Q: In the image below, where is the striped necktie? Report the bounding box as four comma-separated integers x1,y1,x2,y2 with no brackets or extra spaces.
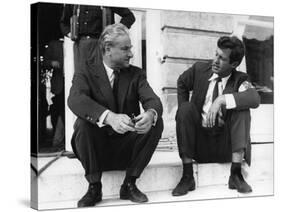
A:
212,77,222,102
113,70,120,111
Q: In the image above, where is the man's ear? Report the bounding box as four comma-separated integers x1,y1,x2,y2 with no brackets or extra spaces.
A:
104,44,111,56
231,61,239,68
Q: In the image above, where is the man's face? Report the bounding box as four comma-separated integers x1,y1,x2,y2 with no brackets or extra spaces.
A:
212,47,236,77
108,35,133,69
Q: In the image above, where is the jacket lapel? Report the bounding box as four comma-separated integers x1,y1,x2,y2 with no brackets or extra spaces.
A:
117,68,132,112
223,69,236,95
90,62,117,112
197,65,213,110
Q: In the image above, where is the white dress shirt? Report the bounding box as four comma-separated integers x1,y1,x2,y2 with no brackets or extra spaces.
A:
97,62,158,127
201,73,248,127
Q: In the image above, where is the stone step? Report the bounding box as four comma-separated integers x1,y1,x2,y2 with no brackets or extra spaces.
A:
31,143,273,210
34,179,273,210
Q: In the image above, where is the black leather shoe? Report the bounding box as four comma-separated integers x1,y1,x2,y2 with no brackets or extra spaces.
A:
172,176,195,196
228,173,252,193
120,182,148,203
77,184,102,207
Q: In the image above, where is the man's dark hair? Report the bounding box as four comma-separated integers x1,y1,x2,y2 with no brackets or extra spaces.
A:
217,36,245,66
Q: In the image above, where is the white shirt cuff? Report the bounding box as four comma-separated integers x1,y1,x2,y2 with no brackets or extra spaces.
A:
97,110,110,128
225,94,236,109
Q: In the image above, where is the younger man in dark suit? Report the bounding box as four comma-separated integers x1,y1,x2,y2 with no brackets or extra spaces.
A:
68,23,163,207
172,36,260,196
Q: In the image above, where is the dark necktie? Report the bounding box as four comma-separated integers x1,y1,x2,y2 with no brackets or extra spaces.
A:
212,77,222,102
113,70,119,111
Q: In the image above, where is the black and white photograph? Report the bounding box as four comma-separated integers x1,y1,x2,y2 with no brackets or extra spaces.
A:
29,0,275,210
1,0,279,211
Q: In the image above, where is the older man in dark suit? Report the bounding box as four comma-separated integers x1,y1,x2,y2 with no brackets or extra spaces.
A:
172,36,260,196
68,23,163,207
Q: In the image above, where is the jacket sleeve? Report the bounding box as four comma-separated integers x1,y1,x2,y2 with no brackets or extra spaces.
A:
67,71,107,124
112,7,136,29
233,87,260,110
60,4,72,36
177,65,195,107
137,71,163,119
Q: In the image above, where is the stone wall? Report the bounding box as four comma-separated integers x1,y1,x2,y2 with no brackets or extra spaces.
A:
159,10,233,139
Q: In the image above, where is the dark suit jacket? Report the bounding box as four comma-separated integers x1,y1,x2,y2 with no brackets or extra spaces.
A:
68,59,163,127
177,62,260,112
177,62,260,164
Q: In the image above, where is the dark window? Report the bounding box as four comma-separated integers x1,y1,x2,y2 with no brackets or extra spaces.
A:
32,3,65,155
242,19,273,104
243,36,273,104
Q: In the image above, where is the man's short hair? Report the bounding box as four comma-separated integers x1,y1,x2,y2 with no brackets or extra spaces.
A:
217,36,245,66
99,23,130,54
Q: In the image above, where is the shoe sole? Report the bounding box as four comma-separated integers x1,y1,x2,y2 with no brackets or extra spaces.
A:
120,194,148,203
228,181,253,193
95,195,102,203
77,195,102,207
120,193,129,200
172,183,196,196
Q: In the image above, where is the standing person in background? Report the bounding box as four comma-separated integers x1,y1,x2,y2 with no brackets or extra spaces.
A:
172,36,260,196
43,39,65,148
60,4,135,73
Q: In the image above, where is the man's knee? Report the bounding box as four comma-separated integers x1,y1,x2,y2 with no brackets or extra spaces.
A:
229,110,251,127
140,117,164,147
74,118,96,134
154,117,164,137
145,117,163,139
156,116,164,129
176,102,196,122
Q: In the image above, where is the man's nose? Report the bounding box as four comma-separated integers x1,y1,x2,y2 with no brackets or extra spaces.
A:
128,50,133,58
214,56,219,64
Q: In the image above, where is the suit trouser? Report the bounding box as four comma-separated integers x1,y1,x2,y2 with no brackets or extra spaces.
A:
71,117,164,183
73,37,99,73
176,102,251,163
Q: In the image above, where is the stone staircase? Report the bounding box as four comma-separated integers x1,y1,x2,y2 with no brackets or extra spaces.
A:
31,142,273,210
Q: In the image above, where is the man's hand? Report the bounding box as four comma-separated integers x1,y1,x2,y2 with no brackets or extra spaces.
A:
104,111,135,134
206,95,226,128
134,111,154,134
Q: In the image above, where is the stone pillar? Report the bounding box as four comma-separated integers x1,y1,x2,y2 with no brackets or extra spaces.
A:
63,37,76,152
129,10,143,68
146,9,163,97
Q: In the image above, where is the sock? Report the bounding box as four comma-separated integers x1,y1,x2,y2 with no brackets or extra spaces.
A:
183,163,193,177
231,162,242,176
123,175,137,185
89,182,102,191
